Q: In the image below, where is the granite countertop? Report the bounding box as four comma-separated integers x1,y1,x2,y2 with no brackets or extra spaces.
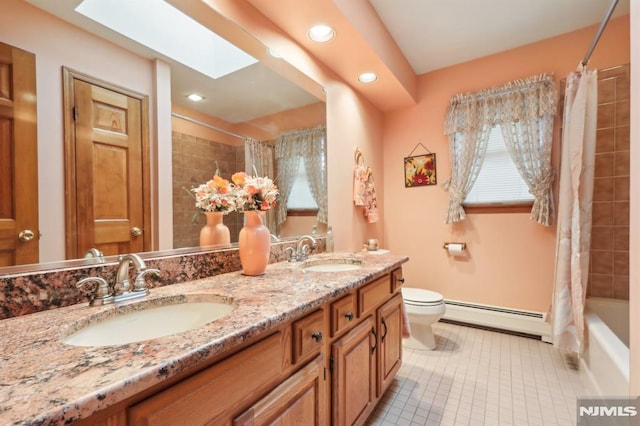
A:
0,252,408,425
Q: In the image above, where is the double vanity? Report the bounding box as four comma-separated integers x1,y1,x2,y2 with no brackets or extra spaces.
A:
0,252,407,425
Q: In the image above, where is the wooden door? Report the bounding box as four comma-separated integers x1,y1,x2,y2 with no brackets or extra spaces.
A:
331,316,376,426
377,294,403,397
63,69,150,258
0,42,38,267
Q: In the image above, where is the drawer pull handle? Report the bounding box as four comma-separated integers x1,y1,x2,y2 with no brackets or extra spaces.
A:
311,332,323,342
344,312,354,321
398,277,405,283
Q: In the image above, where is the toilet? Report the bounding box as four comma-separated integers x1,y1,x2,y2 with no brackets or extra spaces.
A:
401,287,446,350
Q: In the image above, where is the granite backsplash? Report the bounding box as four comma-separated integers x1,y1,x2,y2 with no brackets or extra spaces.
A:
0,239,325,320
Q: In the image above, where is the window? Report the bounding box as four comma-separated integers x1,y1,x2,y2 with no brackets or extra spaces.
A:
286,158,318,211
463,125,534,206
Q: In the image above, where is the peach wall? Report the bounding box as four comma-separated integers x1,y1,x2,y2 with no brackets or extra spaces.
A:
382,16,630,312
1,0,157,262
326,80,385,251
629,0,639,395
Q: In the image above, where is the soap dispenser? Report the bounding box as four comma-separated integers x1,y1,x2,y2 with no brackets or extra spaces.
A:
326,225,334,252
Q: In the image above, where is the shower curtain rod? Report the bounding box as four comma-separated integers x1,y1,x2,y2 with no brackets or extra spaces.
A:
171,112,248,141
581,0,619,66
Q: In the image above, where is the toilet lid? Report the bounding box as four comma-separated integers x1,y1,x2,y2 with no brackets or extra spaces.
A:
402,288,444,304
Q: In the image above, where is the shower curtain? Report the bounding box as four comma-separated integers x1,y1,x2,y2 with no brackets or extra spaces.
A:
550,65,598,355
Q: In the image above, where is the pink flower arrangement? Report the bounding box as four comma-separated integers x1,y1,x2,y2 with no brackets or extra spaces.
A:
231,172,279,211
190,171,279,213
191,174,237,213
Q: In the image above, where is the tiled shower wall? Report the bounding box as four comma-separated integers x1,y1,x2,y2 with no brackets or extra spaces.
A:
172,131,245,249
590,64,630,300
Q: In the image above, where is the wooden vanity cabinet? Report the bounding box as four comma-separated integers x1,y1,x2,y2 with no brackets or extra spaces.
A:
330,267,404,426
76,267,404,426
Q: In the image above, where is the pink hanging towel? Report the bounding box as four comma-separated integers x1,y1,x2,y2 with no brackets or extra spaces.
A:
364,168,378,223
353,149,367,206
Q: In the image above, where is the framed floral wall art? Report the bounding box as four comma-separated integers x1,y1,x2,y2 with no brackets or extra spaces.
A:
404,152,437,187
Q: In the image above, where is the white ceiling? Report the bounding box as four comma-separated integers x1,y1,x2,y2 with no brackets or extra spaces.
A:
370,0,630,74
24,0,321,124
25,0,630,122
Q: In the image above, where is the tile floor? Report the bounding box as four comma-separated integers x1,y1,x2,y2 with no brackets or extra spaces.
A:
366,321,589,426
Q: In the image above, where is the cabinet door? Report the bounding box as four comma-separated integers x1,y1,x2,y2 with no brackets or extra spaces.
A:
377,294,403,397
331,316,376,426
234,355,326,426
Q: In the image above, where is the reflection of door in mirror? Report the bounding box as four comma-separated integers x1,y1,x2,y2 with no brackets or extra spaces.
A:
62,68,151,259
0,42,39,267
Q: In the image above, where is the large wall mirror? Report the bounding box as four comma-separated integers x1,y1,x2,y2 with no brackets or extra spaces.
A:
1,0,326,272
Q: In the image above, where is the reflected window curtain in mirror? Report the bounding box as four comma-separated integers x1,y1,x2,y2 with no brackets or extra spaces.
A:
275,126,328,226
244,138,277,234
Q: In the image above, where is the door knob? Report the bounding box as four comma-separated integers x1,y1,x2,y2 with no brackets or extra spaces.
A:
18,229,35,242
131,227,143,237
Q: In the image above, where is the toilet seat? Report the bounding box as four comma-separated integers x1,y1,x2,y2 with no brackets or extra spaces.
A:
402,288,444,306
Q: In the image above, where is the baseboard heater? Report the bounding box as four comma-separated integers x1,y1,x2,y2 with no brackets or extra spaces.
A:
442,299,552,342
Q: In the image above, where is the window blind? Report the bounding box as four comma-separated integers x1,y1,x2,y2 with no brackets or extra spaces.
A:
464,126,534,206
286,158,318,209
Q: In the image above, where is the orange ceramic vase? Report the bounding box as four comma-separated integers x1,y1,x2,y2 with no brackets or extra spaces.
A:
238,211,271,276
199,212,230,247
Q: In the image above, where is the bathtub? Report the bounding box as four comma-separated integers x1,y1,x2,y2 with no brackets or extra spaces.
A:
582,297,629,396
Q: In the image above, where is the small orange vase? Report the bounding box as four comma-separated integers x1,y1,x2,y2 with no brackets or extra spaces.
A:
238,211,271,276
199,212,230,247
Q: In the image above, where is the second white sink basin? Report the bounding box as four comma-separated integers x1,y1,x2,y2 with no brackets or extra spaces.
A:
300,256,363,273
63,296,235,347
303,263,362,272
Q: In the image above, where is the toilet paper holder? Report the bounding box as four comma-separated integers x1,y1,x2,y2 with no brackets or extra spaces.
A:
442,242,466,251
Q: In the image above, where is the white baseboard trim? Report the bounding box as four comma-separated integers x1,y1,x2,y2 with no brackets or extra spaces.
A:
443,299,552,342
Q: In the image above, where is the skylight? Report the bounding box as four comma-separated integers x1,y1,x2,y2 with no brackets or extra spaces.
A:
75,0,258,79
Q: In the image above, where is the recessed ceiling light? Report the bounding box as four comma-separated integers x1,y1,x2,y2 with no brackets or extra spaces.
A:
308,24,335,42
267,48,281,58
187,93,204,102
358,72,378,83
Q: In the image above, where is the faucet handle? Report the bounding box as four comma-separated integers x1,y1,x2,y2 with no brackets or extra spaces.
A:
285,246,298,262
77,276,113,302
133,268,160,292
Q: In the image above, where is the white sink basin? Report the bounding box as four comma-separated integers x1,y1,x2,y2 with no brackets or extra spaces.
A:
303,263,362,272
63,297,235,347
301,256,363,272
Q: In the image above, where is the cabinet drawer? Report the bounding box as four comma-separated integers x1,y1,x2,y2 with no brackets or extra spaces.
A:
330,294,356,337
128,330,288,425
391,268,404,292
293,309,325,363
234,355,326,426
358,275,391,315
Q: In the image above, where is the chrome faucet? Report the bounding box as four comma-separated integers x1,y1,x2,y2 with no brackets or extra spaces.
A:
294,235,317,261
115,254,160,295
83,248,104,260
76,253,160,306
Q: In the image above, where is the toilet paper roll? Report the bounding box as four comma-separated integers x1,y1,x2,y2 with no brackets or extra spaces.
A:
447,243,465,255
